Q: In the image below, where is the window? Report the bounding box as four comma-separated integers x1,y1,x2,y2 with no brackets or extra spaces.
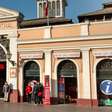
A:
57,0,60,16
39,3,43,18
52,1,55,17
57,60,77,77
43,2,46,17
48,2,52,17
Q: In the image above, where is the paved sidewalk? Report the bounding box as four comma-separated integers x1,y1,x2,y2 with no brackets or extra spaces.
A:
0,102,112,112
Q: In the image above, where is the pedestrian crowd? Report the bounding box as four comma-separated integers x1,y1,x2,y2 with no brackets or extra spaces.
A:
25,81,44,104
2,80,44,104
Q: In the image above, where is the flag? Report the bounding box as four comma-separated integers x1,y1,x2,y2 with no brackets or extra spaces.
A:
45,0,48,17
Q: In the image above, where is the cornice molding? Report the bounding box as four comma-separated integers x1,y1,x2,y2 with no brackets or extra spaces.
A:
18,35,112,45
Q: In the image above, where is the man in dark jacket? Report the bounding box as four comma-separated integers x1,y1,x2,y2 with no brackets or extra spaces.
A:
38,82,44,104
33,82,39,104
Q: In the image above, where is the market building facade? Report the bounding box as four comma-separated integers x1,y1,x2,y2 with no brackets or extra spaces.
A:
0,0,112,106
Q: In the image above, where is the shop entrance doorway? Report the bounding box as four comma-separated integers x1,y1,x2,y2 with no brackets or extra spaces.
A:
0,62,6,98
96,59,112,106
0,46,6,98
57,60,77,104
23,61,40,101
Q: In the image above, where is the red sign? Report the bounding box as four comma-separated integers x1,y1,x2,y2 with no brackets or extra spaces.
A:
43,75,50,104
0,64,5,70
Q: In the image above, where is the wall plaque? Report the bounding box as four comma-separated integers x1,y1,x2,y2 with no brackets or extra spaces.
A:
10,67,16,78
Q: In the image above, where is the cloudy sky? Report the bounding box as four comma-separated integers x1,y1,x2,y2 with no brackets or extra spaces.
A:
0,0,111,22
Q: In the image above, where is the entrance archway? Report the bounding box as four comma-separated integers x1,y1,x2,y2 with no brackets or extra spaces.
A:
96,59,112,106
0,46,6,98
57,60,77,104
23,61,40,101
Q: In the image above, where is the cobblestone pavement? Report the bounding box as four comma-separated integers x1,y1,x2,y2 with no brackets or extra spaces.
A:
0,102,112,112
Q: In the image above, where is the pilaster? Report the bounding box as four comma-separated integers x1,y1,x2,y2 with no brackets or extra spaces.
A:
82,48,90,98
78,48,92,106
44,50,52,96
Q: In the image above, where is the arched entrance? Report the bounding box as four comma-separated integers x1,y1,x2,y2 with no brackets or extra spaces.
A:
96,59,112,106
0,47,6,98
23,61,40,101
57,60,77,104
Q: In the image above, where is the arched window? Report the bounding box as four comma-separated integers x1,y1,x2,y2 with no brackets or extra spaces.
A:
52,1,56,17
0,47,6,60
48,2,52,17
39,3,43,18
97,59,112,80
57,60,77,77
43,2,46,17
57,0,60,16
24,61,40,82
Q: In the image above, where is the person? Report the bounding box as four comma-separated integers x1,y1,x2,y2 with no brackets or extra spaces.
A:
38,82,44,104
3,81,10,102
30,81,34,102
33,81,39,104
25,83,32,103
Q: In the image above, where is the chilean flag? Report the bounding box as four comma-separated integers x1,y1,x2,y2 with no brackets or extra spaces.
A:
45,0,48,16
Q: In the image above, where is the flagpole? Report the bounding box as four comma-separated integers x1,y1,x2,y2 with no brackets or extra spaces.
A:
45,0,49,26
47,11,49,26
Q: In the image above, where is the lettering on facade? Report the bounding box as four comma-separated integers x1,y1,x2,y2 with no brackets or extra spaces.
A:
93,51,112,57
53,51,80,58
20,52,43,59
0,23,13,29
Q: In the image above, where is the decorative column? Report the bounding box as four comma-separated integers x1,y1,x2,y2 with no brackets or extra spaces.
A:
78,48,91,106
8,31,18,103
44,50,52,96
18,57,24,102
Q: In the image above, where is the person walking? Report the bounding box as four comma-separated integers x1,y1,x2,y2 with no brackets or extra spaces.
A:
38,82,44,104
25,83,32,103
3,81,10,102
33,82,39,104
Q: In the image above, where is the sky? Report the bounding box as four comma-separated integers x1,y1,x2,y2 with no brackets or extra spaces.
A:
0,0,111,22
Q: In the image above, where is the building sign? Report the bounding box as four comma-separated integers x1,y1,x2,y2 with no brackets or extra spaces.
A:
93,50,112,57
10,67,16,78
0,23,13,29
54,50,80,58
100,80,112,95
20,52,43,59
